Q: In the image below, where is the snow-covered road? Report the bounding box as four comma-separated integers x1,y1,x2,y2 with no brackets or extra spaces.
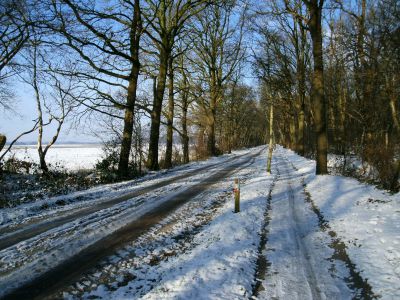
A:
1,146,399,299
0,149,251,251
0,148,262,299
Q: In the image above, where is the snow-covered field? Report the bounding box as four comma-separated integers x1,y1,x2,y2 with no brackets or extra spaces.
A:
2,144,103,171
0,145,399,299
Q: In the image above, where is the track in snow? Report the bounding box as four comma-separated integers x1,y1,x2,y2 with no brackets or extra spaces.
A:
255,151,376,299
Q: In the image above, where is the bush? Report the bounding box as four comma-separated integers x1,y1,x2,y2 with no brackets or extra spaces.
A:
2,156,39,174
362,142,399,192
95,147,119,182
95,139,142,182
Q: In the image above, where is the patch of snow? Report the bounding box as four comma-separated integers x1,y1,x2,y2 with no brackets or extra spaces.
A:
0,147,265,298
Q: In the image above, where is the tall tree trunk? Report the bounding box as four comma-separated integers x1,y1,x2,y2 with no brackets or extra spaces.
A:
178,56,190,164
32,44,48,173
118,0,142,178
306,0,328,174
147,43,169,170
267,103,274,174
298,100,305,155
207,110,217,156
293,16,306,156
228,96,234,154
289,116,296,150
338,86,347,155
207,76,218,156
118,75,139,178
164,56,174,168
181,94,189,164
182,127,189,164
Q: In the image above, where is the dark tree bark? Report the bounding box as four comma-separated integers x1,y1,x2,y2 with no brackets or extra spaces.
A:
147,43,169,170
118,0,142,178
179,59,190,164
304,0,328,174
207,83,218,156
164,55,174,169
295,19,307,156
182,121,189,163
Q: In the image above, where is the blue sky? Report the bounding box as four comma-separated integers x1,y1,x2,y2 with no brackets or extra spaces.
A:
0,82,97,144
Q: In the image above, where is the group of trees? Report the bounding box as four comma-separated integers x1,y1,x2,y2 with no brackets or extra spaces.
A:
0,0,399,190
0,0,266,178
254,0,399,190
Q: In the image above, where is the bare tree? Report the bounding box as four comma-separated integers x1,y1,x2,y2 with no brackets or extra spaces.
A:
143,0,209,170
0,1,30,72
190,1,246,156
13,34,74,172
51,0,143,178
285,0,328,173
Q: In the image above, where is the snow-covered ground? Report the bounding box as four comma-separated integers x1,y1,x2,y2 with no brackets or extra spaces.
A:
2,144,103,171
0,147,265,298
1,143,192,172
259,154,353,299
0,145,399,299
71,150,272,300
277,146,400,299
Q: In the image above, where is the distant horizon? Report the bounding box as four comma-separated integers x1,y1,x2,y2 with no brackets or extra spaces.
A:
7,140,103,146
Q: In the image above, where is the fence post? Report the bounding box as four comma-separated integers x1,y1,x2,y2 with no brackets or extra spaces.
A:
234,178,240,213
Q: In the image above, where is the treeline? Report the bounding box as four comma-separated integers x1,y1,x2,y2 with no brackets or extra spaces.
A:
1,0,399,191
0,0,266,178
253,0,399,191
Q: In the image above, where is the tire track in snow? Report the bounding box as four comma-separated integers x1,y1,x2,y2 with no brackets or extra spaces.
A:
251,172,277,297
278,157,322,300
258,151,356,300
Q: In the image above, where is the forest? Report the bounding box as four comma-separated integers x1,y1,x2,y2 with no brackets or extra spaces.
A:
0,0,399,191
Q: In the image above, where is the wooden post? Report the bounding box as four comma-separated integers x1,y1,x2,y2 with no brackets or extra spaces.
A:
234,178,240,213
